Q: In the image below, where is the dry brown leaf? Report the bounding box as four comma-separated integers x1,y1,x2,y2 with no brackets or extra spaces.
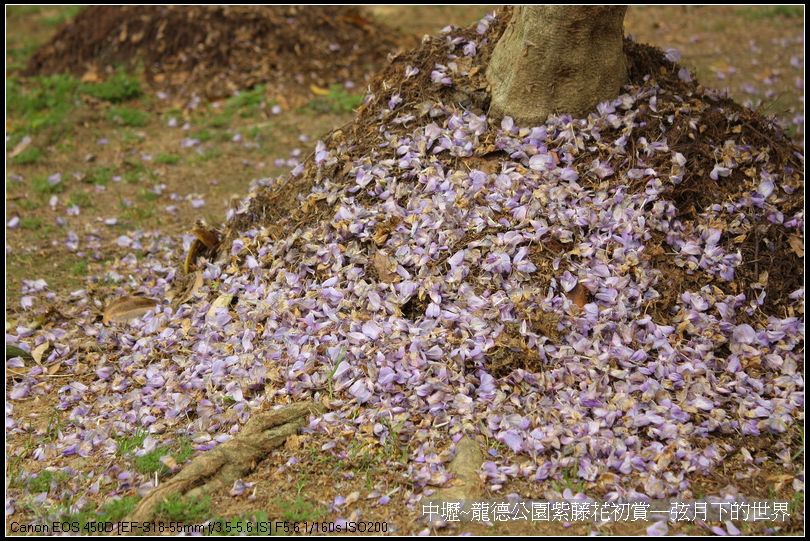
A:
566,283,588,309
171,270,204,306
80,70,100,83
9,136,32,158
160,455,178,471
788,235,803,257
103,296,159,324
309,84,330,96
31,342,50,365
7,369,27,379
373,251,400,284
184,238,205,274
192,220,221,251
206,294,234,321
284,434,301,451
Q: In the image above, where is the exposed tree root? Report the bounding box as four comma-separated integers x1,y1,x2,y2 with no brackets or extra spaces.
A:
423,437,485,525
435,437,485,501
128,401,324,523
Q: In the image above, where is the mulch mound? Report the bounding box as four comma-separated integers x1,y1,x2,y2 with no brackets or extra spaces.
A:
25,5,404,99
226,11,804,322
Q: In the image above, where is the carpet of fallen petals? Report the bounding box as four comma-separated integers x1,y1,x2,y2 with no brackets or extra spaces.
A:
6,11,804,524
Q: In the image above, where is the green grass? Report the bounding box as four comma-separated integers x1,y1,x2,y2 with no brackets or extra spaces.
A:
102,495,140,521
155,153,181,165
42,5,85,26
133,447,169,474
17,198,42,210
61,495,140,534
273,494,327,522
8,70,141,140
225,85,267,117
791,426,804,461
737,5,803,20
27,470,69,493
7,42,39,72
121,161,154,184
115,430,148,457
84,166,113,186
216,130,234,143
327,347,347,400
32,175,64,194
108,107,149,127
173,437,196,464
68,191,94,208
20,217,42,231
115,431,194,476
138,189,161,202
11,147,44,165
7,5,44,16
344,439,391,489
120,129,146,144
8,74,81,135
246,124,276,143
156,494,211,523
550,466,587,494
789,491,804,515
81,70,142,103
27,471,54,493
6,456,25,490
122,204,157,221
191,147,222,163
207,113,232,128
133,437,196,474
192,129,215,142
381,418,409,463
307,85,364,114
71,260,89,276
45,411,64,441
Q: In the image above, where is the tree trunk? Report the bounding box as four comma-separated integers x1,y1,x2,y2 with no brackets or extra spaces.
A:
486,6,627,125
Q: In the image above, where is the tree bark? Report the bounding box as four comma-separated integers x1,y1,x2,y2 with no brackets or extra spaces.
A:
486,6,627,125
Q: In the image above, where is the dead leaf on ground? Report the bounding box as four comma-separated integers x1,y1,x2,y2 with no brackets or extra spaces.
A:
80,69,100,83
788,235,803,257
206,294,235,321
284,434,301,451
103,296,159,324
309,83,330,96
192,220,221,251
566,283,588,309
31,342,50,365
184,239,206,274
169,270,205,307
373,251,400,283
9,136,32,158
184,221,221,274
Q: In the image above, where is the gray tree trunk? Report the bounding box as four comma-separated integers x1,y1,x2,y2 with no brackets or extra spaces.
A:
486,6,627,125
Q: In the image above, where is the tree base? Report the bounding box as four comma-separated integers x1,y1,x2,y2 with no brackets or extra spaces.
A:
486,6,627,124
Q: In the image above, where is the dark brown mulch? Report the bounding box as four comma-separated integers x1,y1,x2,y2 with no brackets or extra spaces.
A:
25,6,405,100
223,7,803,322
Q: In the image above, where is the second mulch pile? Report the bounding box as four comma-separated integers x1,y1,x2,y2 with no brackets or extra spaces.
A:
26,5,403,100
